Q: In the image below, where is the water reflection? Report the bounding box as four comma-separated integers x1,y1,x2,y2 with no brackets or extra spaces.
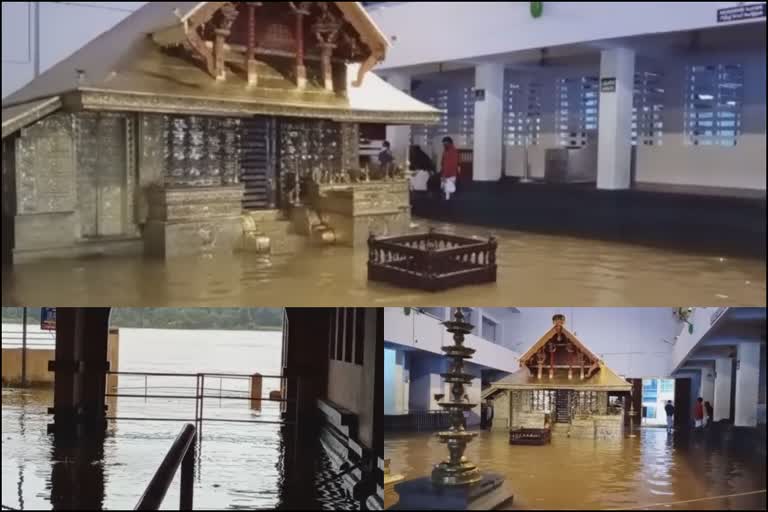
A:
2,220,765,306
385,429,767,510
2,387,348,510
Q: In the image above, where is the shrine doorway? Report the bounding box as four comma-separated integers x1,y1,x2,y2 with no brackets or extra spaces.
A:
554,389,572,423
240,117,278,211
76,112,132,238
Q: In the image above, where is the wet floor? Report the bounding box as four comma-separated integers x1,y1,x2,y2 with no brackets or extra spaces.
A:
385,429,767,510
1,327,355,510
2,220,765,306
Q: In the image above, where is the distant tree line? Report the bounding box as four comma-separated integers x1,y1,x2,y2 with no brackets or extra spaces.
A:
1,308,283,330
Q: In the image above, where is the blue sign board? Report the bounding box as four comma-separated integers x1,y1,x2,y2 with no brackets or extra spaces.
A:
717,3,766,22
41,308,56,331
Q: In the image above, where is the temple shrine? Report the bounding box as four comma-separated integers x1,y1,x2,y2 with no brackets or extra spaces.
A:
483,315,632,440
1,2,438,263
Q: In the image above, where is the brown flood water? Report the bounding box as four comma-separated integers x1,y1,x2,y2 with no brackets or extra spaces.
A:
2,220,765,306
385,429,767,510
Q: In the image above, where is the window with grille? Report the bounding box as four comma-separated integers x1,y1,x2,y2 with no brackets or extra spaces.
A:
531,390,555,411
632,71,664,146
503,82,542,146
684,64,743,147
411,88,449,147
460,86,475,145
556,76,599,147
573,391,599,416
481,316,498,343
420,307,446,320
330,308,364,366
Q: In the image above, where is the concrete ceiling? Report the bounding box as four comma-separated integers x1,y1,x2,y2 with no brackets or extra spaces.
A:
380,21,766,80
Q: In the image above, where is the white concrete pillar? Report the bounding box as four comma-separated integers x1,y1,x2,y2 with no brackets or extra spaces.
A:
472,62,505,181
714,357,732,421
734,342,760,427
393,350,409,414
699,368,715,406
384,72,412,166
597,47,635,190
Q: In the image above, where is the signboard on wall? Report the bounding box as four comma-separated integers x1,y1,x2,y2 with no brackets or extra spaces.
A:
600,77,617,93
717,3,766,22
40,308,56,331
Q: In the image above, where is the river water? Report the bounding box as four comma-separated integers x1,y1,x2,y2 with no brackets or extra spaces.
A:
2,220,764,307
385,429,767,510
1,326,354,510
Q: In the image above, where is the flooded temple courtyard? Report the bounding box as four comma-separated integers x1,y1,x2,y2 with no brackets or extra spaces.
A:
385,429,767,510
2,220,765,307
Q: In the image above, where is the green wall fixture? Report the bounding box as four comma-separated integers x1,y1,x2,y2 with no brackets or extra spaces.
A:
531,1,543,18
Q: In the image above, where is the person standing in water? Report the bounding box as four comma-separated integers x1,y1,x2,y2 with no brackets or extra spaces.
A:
694,397,705,429
440,136,459,200
379,140,395,178
664,400,675,433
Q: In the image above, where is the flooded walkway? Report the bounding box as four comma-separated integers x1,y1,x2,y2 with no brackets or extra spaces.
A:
385,429,767,510
1,328,355,510
2,220,765,306
1,388,355,510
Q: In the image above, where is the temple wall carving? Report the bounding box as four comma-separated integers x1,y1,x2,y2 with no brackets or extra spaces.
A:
313,180,411,246
137,113,167,224
340,122,360,173
144,185,245,258
13,113,79,256
74,112,137,238
16,113,76,215
165,115,241,187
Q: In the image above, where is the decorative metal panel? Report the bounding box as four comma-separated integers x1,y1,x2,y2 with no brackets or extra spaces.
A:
240,116,277,210
164,115,241,187
75,112,128,237
16,113,76,215
278,118,341,205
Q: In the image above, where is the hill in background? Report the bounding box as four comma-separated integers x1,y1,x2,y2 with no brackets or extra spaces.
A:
1,308,283,331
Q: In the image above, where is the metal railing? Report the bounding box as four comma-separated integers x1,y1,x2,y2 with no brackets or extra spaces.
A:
384,409,451,432
135,423,197,510
104,371,297,439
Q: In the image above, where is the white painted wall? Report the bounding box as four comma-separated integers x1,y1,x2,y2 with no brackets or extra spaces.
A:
384,308,520,373
369,2,766,71
410,47,766,190
635,51,767,190
735,342,761,426
507,308,681,378
2,2,145,98
671,307,725,372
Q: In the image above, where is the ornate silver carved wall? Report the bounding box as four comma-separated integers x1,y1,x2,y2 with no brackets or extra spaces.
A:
164,115,241,187
278,118,342,204
75,112,131,237
15,112,76,215
340,122,360,174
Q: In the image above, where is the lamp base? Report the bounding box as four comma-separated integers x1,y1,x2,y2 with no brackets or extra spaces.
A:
393,472,513,510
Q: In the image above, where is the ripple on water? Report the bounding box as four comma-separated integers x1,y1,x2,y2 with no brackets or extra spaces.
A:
385,428,767,510
3,220,765,306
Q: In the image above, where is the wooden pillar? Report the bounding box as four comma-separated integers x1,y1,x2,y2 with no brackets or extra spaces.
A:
251,373,263,412
50,308,80,439
214,28,228,80
549,347,555,380
49,307,110,439
213,3,239,81
320,43,335,92
292,3,309,89
246,3,258,86
80,308,110,437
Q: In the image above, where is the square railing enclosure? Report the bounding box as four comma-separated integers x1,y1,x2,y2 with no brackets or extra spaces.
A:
508,428,551,445
367,230,497,291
